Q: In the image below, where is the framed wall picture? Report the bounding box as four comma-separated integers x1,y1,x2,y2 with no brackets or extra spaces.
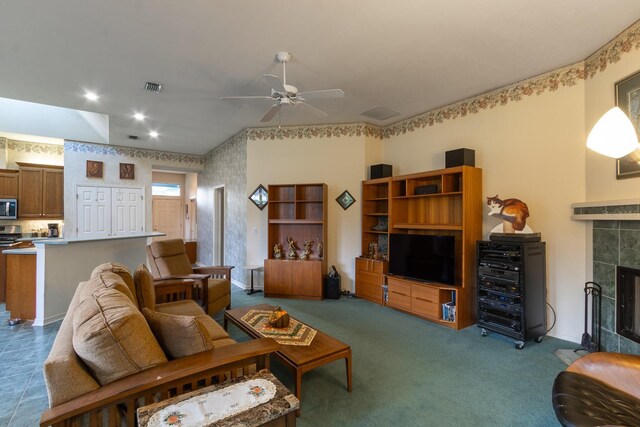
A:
120,163,135,179
86,160,103,178
615,71,640,179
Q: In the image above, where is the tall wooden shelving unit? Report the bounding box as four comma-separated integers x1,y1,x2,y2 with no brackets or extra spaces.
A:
356,166,482,330
264,183,327,300
355,177,391,304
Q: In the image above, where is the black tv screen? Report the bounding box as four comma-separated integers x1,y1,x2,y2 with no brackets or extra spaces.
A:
389,234,456,284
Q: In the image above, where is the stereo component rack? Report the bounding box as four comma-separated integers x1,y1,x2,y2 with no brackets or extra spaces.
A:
477,237,546,349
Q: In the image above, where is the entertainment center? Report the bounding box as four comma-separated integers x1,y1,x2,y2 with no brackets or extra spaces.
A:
355,166,482,330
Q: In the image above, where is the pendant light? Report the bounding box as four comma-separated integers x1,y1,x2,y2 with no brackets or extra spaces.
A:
586,107,639,158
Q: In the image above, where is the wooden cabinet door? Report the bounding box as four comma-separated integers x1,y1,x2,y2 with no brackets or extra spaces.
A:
293,260,322,298
43,169,64,218
0,171,18,198
19,168,43,218
264,259,292,296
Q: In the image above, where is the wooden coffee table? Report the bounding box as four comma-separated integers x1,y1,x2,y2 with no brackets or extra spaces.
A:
224,304,352,404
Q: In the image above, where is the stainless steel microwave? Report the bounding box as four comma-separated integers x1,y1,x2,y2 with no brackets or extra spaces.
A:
0,199,17,219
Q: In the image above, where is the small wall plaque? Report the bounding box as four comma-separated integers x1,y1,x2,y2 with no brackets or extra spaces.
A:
249,184,268,210
120,163,135,179
86,160,103,178
336,190,356,210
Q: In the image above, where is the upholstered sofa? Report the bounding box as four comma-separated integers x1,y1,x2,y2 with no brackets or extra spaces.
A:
40,262,277,427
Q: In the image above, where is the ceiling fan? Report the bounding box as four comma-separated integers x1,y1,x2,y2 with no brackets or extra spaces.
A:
220,51,344,123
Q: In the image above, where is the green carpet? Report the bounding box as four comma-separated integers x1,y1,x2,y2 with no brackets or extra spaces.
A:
223,289,569,427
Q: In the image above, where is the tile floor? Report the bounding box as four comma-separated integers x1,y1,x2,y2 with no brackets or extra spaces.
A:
0,303,61,427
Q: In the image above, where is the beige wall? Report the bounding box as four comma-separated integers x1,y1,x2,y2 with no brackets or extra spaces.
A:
246,135,370,291
383,84,587,342
585,48,640,200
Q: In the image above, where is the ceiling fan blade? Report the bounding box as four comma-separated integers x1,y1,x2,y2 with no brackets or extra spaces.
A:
297,89,344,99
260,104,282,122
296,102,328,118
263,74,287,93
220,95,273,100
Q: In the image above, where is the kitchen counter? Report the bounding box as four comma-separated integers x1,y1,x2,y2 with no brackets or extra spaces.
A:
3,247,37,255
33,232,165,326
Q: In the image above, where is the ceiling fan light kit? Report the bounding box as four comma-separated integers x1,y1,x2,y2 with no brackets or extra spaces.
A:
221,51,344,123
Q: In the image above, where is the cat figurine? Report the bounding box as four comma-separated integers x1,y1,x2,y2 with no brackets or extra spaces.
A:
487,195,530,232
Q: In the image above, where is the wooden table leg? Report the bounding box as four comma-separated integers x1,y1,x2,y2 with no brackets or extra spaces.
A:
346,349,352,392
295,369,303,416
223,316,228,331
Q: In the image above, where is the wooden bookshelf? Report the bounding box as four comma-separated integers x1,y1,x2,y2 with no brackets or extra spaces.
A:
264,183,327,300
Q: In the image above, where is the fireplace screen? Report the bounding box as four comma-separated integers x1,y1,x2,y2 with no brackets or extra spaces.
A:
617,266,640,344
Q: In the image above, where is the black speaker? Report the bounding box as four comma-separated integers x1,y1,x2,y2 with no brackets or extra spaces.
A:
370,164,392,179
324,277,341,299
445,149,475,168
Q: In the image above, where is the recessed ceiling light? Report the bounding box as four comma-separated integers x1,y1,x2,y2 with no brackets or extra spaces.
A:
149,131,159,138
134,113,145,121
84,91,99,101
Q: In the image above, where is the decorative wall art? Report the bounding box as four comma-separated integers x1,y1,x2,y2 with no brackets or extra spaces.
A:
336,190,355,210
119,163,135,179
86,160,103,178
616,71,640,179
249,184,268,210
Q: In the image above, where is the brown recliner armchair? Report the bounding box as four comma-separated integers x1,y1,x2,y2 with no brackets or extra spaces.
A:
146,239,233,315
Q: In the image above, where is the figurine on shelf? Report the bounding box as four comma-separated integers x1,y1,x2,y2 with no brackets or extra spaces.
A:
300,240,313,260
317,239,323,259
273,243,283,259
286,237,298,259
367,242,378,259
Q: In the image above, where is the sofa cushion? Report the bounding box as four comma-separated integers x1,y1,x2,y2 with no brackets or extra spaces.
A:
142,308,214,358
72,287,167,385
155,300,230,341
79,271,136,304
91,262,137,304
133,264,156,311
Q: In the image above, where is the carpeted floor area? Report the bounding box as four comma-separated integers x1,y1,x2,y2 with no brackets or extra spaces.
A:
224,288,571,426
1,287,572,426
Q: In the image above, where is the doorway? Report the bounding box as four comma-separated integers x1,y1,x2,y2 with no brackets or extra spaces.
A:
152,198,183,240
213,185,225,265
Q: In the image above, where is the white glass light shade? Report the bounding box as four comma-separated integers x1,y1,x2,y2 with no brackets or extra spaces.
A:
587,107,639,158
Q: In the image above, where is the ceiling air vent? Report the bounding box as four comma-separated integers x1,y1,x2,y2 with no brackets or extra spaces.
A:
144,82,163,93
361,106,401,122
127,135,140,140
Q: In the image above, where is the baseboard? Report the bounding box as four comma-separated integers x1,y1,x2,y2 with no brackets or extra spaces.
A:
35,312,65,327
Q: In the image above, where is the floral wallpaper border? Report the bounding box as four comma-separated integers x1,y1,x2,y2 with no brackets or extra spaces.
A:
246,123,383,141
7,139,64,156
205,130,248,161
65,141,204,166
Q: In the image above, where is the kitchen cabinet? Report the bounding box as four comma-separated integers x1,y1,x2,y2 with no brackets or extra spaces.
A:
6,251,36,319
17,163,64,218
76,186,144,239
0,169,19,198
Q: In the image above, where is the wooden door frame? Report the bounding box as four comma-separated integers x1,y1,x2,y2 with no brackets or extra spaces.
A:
212,185,225,265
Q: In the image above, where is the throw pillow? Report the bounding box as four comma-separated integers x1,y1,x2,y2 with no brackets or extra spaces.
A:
142,307,214,359
72,287,167,385
133,264,156,311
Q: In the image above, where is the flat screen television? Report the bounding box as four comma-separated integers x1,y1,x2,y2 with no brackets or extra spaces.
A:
389,233,456,285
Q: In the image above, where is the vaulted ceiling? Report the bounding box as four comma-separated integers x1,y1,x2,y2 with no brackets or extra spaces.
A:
1,1,640,154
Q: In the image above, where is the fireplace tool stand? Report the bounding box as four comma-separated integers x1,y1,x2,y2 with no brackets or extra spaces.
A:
576,281,602,353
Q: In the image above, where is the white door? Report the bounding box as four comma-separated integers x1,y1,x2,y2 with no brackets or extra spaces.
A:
153,198,183,240
112,188,144,236
76,186,111,239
